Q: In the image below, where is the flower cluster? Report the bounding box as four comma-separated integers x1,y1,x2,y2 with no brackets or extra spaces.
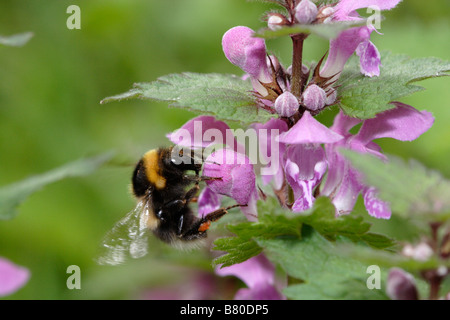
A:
170,0,433,221
166,0,436,299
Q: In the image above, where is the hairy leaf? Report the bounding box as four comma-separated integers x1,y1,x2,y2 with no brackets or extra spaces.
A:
213,197,394,268
337,52,450,119
101,72,274,125
259,226,390,300
343,150,450,221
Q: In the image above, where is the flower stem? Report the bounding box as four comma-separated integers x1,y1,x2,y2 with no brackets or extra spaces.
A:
429,276,442,300
290,33,307,98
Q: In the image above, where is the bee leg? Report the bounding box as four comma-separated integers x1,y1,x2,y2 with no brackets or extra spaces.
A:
183,175,222,184
200,176,222,182
182,204,243,240
184,184,200,203
189,197,198,203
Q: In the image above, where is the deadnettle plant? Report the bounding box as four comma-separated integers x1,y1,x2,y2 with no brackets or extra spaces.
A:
103,0,450,300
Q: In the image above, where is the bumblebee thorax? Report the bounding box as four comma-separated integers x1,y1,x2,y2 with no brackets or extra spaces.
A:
142,149,167,190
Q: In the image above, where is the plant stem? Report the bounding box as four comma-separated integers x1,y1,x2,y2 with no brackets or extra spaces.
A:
429,275,442,300
290,33,307,98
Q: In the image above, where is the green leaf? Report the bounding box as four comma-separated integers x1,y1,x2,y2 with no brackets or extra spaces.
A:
213,197,394,268
343,150,450,221
213,212,302,268
100,72,274,125
258,226,390,300
256,20,366,40
0,32,33,47
0,152,114,220
338,52,450,119
293,197,395,248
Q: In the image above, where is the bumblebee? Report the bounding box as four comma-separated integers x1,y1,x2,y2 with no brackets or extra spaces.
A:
97,146,238,265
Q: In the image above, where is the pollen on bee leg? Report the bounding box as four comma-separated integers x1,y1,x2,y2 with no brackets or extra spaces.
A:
198,221,211,232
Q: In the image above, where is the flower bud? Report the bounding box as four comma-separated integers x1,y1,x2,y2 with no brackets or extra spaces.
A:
302,84,327,111
222,26,271,83
274,91,299,117
326,88,337,105
294,0,318,25
267,13,287,31
402,242,434,261
317,6,334,23
386,268,419,300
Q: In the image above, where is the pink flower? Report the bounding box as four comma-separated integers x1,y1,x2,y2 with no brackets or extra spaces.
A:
215,254,284,300
252,118,288,190
202,148,258,221
386,268,419,300
0,257,30,297
320,0,403,81
321,102,434,218
277,111,343,211
168,115,258,221
222,26,272,97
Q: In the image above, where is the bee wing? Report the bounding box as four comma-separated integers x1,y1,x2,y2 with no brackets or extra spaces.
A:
96,200,152,265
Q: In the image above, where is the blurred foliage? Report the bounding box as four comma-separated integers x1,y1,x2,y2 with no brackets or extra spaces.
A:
0,0,449,299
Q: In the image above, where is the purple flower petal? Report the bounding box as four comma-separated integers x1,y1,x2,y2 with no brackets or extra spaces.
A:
331,166,363,216
356,40,381,77
285,144,327,212
321,141,347,198
386,268,419,300
197,186,222,217
354,102,434,145
285,144,326,182
0,258,30,297
215,254,284,300
278,111,344,145
322,0,402,82
362,186,391,219
320,26,372,81
167,115,233,149
216,254,275,288
222,26,271,83
334,0,403,21
203,148,257,220
234,282,284,300
252,119,288,190
330,110,362,136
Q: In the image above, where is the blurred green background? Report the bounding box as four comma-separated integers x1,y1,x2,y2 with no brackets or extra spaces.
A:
0,0,448,299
